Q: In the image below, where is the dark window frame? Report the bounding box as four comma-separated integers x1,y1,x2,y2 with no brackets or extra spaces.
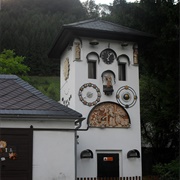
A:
118,63,126,81
88,60,97,79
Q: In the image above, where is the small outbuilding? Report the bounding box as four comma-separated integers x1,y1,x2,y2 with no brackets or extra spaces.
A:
0,74,84,180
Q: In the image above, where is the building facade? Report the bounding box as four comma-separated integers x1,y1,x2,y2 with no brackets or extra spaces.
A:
49,19,153,179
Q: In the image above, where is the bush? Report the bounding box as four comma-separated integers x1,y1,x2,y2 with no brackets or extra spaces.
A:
27,76,60,101
0,49,30,75
153,158,179,180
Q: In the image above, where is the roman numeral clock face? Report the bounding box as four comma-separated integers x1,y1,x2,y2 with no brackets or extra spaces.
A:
100,49,117,64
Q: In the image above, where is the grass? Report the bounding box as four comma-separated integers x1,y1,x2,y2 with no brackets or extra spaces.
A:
27,76,60,102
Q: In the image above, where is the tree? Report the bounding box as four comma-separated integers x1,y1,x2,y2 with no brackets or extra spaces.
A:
0,49,30,75
103,1,179,164
82,0,100,18
0,0,87,75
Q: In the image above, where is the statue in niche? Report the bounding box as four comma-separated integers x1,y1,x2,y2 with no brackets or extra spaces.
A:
105,75,112,88
103,74,114,96
133,44,138,64
75,42,81,60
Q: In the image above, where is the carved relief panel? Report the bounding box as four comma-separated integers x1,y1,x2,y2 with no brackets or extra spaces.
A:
88,102,130,128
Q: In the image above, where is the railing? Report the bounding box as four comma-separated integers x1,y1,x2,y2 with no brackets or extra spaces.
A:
77,177,141,180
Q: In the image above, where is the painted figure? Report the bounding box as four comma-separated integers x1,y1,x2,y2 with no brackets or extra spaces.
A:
75,42,81,60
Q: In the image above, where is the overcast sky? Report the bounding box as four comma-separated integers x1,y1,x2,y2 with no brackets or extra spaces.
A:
80,0,139,5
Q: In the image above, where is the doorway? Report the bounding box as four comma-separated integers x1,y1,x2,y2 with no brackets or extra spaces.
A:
97,153,119,178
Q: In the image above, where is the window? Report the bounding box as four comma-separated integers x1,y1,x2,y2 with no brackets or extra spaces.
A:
118,63,126,81
117,54,129,81
86,52,99,79
88,61,96,79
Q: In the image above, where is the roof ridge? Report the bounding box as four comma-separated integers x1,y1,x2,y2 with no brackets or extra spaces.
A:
64,19,153,37
64,18,99,27
0,74,18,79
97,19,153,36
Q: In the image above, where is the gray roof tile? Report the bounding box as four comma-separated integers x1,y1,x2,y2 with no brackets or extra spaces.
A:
0,75,82,119
65,19,152,36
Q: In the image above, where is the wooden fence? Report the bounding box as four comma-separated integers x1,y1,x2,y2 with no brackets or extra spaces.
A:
142,176,159,180
77,177,159,180
77,177,141,180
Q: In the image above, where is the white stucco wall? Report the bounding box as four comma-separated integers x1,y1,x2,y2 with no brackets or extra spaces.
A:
0,119,76,180
33,131,75,180
60,37,142,178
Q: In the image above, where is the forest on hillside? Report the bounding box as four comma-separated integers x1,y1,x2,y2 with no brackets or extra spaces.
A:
0,0,87,75
0,0,178,75
0,0,179,177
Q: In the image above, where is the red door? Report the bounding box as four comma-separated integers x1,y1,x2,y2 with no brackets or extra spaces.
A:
0,128,33,180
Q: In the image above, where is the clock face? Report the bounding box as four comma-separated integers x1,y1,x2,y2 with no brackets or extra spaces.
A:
88,102,130,128
100,49,117,64
79,83,101,106
116,85,137,108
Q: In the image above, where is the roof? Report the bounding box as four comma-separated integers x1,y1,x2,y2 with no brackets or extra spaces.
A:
0,75,82,120
48,19,155,59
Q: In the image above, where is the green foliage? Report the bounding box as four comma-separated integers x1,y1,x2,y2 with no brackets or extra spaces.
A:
0,0,179,168
0,49,30,75
82,0,100,18
103,1,179,164
140,75,179,158
153,158,180,180
27,76,60,101
0,0,87,75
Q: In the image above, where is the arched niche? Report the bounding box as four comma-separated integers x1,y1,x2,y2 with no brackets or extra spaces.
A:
117,54,130,65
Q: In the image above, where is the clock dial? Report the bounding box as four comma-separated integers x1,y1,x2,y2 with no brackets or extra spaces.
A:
79,83,101,106
116,85,137,108
88,102,130,128
100,49,117,64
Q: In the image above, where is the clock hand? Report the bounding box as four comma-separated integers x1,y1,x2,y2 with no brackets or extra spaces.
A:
107,53,111,61
87,92,93,98
109,53,114,60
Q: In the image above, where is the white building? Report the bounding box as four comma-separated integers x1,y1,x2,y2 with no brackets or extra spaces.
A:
0,75,84,180
49,19,153,179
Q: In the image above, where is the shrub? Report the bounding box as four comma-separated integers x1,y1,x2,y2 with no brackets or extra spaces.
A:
153,158,179,180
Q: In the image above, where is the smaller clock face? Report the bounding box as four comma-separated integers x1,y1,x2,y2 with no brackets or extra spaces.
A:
79,83,101,106
100,49,117,64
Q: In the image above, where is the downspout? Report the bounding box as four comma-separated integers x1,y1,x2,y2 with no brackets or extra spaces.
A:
75,118,89,179
75,119,89,131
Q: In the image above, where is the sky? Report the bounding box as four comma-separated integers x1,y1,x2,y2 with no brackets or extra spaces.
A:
80,0,139,5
